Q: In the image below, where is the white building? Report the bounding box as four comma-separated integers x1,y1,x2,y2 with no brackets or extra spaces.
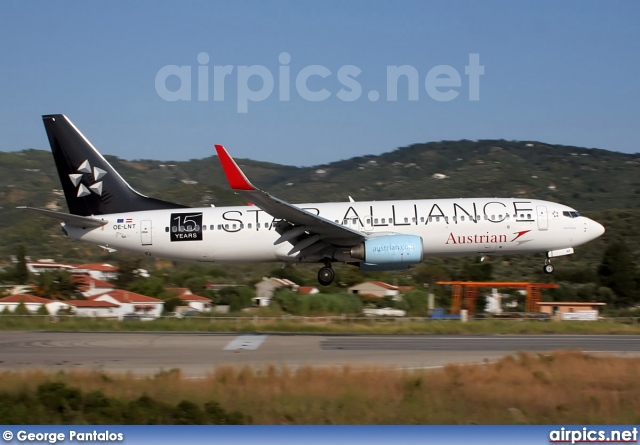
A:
65,300,120,318
74,275,116,297
73,263,119,281
0,294,53,313
254,278,298,306
166,287,212,312
348,281,414,298
91,289,164,319
26,261,76,275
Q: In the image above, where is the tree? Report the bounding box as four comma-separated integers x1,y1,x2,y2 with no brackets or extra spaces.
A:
13,301,30,315
412,263,451,286
163,297,183,313
216,286,254,312
13,245,29,284
459,257,493,281
33,271,82,300
598,242,639,308
113,255,143,289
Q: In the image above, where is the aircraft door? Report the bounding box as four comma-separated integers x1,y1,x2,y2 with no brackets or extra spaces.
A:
536,206,549,231
363,216,373,232
141,220,152,245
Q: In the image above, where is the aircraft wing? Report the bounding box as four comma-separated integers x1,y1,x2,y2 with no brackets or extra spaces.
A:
18,207,108,228
215,145,366,256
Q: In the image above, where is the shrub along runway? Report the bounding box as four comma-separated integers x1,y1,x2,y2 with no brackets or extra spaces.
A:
1,332,639,376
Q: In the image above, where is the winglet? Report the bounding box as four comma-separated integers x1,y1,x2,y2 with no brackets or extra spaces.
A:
214,145,256,191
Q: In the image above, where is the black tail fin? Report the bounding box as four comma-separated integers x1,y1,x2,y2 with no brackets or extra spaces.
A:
42,114,187,216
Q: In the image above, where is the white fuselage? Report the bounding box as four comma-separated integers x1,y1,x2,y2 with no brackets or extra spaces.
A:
64,197,604,264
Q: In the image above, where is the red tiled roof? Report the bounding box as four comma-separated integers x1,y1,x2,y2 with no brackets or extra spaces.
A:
364,281,415,291
298,286,318,295
367,281,399,290
91,289,162,303
73,275,115,291
73,263,119,272
66,300,119,308
0,294,53,304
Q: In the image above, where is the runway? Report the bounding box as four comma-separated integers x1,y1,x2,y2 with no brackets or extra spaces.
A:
1,332,639,376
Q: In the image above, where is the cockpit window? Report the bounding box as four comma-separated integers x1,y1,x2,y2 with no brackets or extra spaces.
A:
562,211,581,218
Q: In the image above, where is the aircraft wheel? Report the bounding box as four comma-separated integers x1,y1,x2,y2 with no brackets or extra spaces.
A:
318,266,335,286
543,264,554,274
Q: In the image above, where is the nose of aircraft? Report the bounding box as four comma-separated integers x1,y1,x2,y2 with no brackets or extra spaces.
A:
588,218,605,239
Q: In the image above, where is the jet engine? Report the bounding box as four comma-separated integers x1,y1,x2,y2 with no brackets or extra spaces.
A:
350,234,423,269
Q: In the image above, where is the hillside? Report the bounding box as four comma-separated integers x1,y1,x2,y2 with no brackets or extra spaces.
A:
1,140,639,270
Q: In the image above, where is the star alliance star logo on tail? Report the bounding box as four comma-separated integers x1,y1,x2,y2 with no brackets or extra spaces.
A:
68,159,107,197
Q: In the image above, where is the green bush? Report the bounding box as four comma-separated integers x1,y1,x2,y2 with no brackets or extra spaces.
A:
273,290,362,315
0,382,250,424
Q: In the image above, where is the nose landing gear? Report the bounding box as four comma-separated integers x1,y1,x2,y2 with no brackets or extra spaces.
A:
543,257,554,274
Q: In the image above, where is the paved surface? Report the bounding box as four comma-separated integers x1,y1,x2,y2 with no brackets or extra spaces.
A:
0,332,638,376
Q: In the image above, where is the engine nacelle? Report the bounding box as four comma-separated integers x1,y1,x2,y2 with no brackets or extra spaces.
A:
350,235,424,268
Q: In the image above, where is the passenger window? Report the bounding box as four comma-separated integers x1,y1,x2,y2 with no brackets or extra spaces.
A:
461,216,465,221
232,224,236,229
381,218,386,224
404,217,409,223
374,219,379,224
420,217,425,222
527,214,531,219
240,223,244,229
366,218,371,224
248,223,252,229
389,218,393,224
165,227,169,233
224,224,229,229
210,225,214,230
217,224,222,230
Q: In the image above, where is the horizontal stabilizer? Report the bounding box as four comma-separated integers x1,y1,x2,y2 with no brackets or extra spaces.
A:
18,207,108,228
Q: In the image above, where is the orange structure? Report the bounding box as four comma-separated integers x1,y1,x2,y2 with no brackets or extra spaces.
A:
436,281,559,315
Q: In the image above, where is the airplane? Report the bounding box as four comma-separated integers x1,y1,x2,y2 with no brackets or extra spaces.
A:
22,114,605,286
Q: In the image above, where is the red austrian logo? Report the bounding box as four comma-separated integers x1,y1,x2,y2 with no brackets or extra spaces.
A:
445,230,532,245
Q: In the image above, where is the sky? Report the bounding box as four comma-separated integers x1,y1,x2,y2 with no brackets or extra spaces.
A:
1,1,639,166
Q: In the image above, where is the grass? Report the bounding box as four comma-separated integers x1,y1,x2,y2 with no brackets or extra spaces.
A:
2,351,640,424
2,315,640,334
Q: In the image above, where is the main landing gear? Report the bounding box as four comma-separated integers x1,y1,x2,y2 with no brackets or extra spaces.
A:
543,257,554,274
318,262,335,286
